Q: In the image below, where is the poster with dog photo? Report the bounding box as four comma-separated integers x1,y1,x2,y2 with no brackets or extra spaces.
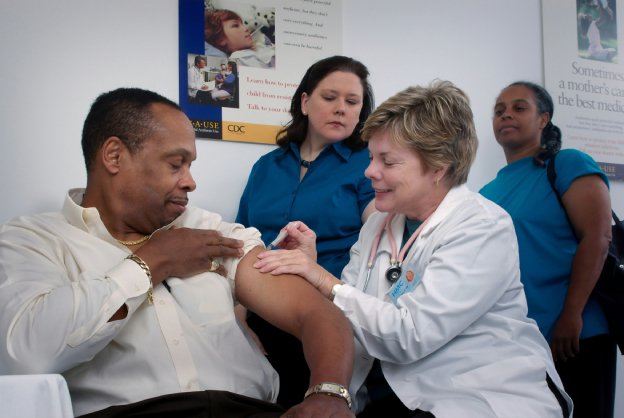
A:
179,0,342,144
577,0,618,62
543,0,624,181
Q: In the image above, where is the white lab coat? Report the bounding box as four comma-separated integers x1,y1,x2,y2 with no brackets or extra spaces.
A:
334,185,572,417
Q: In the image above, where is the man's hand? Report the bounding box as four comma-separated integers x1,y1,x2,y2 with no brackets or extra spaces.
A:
134,227,244,285
282,395,354,418
108,228,243,322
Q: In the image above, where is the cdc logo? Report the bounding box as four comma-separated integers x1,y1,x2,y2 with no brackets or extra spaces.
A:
227,124,246,134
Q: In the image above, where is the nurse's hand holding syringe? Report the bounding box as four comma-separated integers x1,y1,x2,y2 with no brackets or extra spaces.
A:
265,221,318,261
255,221,335,294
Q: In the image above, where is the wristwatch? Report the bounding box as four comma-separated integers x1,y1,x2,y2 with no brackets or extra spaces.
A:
330,283,343,302
304,382,352,409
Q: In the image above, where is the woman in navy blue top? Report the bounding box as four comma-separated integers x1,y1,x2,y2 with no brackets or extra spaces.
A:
236,55,376,408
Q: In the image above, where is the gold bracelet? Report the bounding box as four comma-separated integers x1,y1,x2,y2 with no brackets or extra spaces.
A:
126,254,154,304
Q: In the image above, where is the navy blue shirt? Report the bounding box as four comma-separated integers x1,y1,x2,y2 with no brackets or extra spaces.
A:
236,140,374,278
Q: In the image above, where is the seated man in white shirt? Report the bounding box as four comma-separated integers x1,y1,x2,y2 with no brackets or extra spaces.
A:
0,88,355,418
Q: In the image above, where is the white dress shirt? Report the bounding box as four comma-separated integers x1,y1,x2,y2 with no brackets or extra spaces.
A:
333,185,573,417
0,189,278,416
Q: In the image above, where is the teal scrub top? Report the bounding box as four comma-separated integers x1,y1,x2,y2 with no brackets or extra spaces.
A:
480,149,609,341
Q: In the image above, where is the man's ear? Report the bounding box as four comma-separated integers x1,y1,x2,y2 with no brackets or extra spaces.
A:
100,136,124,174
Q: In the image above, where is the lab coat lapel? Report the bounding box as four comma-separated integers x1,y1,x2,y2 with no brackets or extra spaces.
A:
418,185,471,238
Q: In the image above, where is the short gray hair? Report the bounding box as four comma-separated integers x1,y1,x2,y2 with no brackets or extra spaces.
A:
361,80,478,186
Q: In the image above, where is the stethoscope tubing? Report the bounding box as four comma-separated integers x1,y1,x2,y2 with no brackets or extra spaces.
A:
362,212,431,292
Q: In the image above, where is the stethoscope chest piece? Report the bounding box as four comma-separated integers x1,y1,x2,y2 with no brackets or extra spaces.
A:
364,212,431,291
385,264,402,283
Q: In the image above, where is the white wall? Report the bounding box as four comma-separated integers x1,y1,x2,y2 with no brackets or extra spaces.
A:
1,0,622,220
0,0,622,414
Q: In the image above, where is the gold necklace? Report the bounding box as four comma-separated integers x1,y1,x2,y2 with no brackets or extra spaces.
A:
116,234,150,246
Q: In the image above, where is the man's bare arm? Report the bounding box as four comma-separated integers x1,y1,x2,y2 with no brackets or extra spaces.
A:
235,246,354,414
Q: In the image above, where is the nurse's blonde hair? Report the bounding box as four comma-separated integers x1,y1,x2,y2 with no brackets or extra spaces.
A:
361,80,477,186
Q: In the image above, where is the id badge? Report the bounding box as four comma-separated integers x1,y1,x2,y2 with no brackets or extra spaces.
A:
389,259,422,305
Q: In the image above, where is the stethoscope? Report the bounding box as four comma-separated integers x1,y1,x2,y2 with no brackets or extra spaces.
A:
362,212,431,292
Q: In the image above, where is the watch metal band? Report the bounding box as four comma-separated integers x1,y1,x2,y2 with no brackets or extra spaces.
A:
304,382,352,409
330,283,342,302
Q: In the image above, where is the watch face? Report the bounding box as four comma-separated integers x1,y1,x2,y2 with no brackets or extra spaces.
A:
386,266,402,283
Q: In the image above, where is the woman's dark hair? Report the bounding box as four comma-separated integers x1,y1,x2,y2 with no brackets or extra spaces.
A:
276,55,374,151
506,81,561,166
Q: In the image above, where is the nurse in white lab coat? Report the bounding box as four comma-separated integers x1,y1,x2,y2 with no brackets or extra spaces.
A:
254,80,573,418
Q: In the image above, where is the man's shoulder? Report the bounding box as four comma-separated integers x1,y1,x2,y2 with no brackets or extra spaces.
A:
178,207,261,238
176,206,224,229
0,211,67,239
3,210,64,227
